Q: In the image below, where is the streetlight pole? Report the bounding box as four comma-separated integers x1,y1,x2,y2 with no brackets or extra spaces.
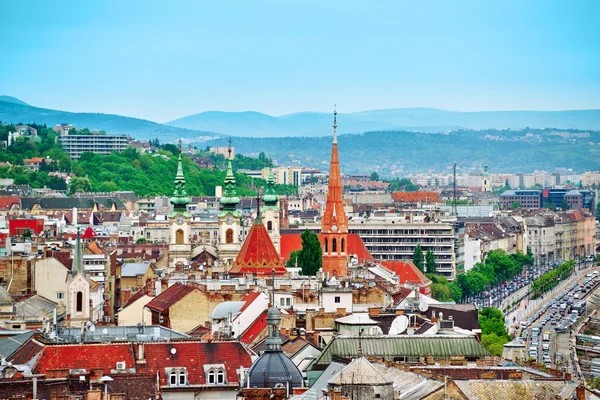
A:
99,376,113,400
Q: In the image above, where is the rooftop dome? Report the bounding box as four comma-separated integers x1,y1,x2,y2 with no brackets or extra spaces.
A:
244,351,304,389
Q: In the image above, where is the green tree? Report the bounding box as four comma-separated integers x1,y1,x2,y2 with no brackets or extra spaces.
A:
510,201,522,209
68,177,92,195
285,250,301,268
430,283,451,302
370,171,380,181
560,199,570,210
297,230,322,276
412,244,424,272
425,249,436,274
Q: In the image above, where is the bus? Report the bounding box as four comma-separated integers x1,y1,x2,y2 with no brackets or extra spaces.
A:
572,301,586,316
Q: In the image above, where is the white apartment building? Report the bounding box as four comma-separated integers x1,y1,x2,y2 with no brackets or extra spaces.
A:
59,133,130,159
347,210,457,279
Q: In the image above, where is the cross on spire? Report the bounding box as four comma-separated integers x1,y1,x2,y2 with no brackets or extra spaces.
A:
228,138,233,160
177,138,182,153
333,105,338,144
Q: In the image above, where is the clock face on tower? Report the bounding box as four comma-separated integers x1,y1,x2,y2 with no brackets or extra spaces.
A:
226,216,234,225
176,217,184,224
331,224,338,232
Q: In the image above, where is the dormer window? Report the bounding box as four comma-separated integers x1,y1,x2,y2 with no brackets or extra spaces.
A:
205,365,227,385
166,368,188,386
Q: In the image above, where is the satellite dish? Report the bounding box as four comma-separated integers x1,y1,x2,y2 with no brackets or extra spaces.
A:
389,315,409,335
102,328,109,335
419,300,429,313
89,324,96,333
170,348,177,355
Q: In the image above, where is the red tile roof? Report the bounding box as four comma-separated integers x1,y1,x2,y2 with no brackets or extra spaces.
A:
145,282,198,313
53,251,73,270
239,291,263,313
381,260,431,287
34,343,134,375
280,233,374,262
228,220,287,276
240,311,267,344
392,191,442,203
138,341,253,385
81,227,98,239
0,197,20,211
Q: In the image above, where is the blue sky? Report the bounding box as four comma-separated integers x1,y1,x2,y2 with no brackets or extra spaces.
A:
1,0,599,122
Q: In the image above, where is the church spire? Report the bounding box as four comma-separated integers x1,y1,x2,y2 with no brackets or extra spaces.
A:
321,106,349,278
262,162,279,208
73,227,84,275
169,139,191,215
333,105,338,144
220,138,240,210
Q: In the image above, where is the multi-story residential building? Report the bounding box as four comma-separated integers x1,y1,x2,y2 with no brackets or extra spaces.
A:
58,133,130,159
263,166,303,186
526,216,556,264
209,146,234,159
347,210,457,279
583,171,600,187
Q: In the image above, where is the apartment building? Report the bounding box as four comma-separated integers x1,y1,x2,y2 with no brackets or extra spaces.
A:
348,209,457,279
263,166,303,186
59,133,130,159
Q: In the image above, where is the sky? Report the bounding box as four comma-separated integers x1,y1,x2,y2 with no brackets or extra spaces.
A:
1,0,599,122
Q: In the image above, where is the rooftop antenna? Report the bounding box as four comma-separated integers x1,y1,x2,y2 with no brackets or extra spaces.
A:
271,268,275,307
452,162,457,217
358,328,363,358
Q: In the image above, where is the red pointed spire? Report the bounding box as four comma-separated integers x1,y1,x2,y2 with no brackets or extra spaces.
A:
321,107,348,278
228,219,287,277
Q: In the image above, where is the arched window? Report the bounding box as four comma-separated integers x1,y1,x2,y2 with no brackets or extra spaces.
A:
176,229,184,244
341,238,345,253
179,371,186,385
208,370,215,384
324,238,328,253
332,238,337,253
267,220,273,232
217,369,225,384
76,291,83,313
226,229,234,244
170,371,177,385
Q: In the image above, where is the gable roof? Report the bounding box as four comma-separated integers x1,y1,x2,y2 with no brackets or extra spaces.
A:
381,260,431,286
328,357,391,385
0,331,36,359
81,227,98,239
392,191,442,203
138,341,253,386
145,282,198,313
0,197,20,211
241,310,267,344
228,219,287,276
34,343,134,374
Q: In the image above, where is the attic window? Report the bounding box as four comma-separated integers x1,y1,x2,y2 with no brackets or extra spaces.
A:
207,367,226,385
167,368,188,387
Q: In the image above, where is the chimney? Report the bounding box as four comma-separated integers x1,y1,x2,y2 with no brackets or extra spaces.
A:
330,388,342,400
138,343,145,361
73,207,78,226
368,307,381,316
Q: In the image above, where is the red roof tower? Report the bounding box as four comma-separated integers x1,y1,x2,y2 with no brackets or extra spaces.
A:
229,202,287,277
321,108,348,278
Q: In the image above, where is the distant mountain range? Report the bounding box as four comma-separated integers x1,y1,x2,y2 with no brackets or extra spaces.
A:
0,98,219,142
167,108,600,137
2,96,600,173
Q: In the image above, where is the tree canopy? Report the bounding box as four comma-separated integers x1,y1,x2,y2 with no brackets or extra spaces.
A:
412,244,424,272
297,230,322,276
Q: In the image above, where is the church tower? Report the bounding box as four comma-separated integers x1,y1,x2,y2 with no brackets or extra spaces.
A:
217,140,242,264
67,228,91,327
321,108,348,278
482,163,491,192
168,142,192,266
261,164,280,253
